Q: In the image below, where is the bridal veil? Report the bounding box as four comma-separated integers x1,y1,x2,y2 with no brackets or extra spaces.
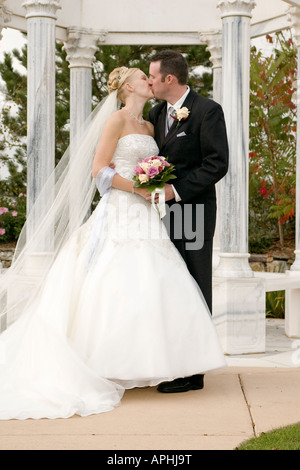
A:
0,90,120,330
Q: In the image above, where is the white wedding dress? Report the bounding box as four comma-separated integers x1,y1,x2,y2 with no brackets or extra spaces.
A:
0,134,226,420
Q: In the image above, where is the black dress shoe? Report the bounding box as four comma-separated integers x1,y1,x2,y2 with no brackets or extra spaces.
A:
157,374,204,393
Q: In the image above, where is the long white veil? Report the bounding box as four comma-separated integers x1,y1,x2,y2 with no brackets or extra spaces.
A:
0,90,120,331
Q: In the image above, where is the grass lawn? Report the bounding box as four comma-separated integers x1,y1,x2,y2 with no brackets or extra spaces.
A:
237,423,300,450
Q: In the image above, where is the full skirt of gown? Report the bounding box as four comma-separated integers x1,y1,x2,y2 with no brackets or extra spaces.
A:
0,134,226,420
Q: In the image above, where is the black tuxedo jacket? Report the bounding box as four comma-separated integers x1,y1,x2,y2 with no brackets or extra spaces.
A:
148,89,229,241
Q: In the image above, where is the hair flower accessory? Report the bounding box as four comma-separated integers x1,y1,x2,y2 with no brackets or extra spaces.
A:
171,107,190,127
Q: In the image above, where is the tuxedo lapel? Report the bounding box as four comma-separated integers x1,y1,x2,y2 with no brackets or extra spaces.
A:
156,103,167,149
161,89,197,147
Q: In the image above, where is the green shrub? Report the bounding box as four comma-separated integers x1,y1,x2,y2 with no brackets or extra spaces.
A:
266,290,285,318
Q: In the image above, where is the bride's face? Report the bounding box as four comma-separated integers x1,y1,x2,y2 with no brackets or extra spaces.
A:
129,70,154,100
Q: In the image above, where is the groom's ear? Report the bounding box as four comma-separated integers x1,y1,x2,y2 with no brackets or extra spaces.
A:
165,74,176,86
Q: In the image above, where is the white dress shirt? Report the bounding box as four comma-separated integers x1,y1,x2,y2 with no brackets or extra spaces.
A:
167,86,190,202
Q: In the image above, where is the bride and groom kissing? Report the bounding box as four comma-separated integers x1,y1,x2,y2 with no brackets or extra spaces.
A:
0,50,228,420
91,49,229,394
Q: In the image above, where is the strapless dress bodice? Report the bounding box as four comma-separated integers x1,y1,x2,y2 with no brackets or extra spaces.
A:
112,134,159,179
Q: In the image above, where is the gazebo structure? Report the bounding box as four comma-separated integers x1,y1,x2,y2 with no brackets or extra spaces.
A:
1,0,300,354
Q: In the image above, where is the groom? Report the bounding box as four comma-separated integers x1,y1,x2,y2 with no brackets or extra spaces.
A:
148,50,229,393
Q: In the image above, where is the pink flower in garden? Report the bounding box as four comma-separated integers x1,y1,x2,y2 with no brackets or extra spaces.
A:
12,211,18,217
0,207,9,215
0,228,6,236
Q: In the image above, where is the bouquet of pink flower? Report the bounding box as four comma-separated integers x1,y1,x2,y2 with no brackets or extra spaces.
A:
133,156,176,194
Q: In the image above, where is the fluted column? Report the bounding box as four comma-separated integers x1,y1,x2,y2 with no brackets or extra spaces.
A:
63,29,100,228
22,0,61,247
200,31,223,271
215,0,256,278
284,6,300,339
288,7,300,272
0,1,11,185
63,29,100,146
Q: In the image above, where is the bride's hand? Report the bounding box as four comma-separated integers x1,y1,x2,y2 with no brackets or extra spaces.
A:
134,187,150,200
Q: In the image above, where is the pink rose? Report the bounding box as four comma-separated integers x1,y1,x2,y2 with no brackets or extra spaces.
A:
0,228,6,236
134,165,145,175
147,166,160,179
12,211,18,217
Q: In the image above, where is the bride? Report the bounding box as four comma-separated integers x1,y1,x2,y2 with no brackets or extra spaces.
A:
0,66,226,420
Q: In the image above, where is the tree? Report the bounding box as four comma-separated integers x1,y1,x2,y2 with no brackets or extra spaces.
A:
249,32,297,251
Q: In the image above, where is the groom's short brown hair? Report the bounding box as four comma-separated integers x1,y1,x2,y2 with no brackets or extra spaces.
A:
149,50,188,85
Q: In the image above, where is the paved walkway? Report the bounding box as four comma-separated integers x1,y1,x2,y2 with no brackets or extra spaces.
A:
0,319,299,451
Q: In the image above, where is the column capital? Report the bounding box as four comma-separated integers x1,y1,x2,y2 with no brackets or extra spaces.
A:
217,0,256,19
64,28,104,68
22,0,61,20
199,30,222,69
0,3,11,40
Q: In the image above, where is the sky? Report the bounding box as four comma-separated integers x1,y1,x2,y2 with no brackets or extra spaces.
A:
0,28,26,61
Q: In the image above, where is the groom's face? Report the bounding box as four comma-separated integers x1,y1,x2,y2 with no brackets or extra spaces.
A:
149,61,168,100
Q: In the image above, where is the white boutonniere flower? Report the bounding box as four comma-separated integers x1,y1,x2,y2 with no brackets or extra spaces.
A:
171,107,190,127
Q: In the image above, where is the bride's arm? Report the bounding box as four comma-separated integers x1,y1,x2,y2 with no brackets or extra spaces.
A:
92,113,121,178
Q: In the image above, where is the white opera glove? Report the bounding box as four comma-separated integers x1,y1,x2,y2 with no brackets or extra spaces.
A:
95,166,117,196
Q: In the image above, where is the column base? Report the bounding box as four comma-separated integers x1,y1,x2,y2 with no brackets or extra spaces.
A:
213,252,253,278
213,276,266,355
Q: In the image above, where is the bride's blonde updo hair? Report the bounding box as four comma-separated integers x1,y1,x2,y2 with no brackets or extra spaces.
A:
107,66,139,103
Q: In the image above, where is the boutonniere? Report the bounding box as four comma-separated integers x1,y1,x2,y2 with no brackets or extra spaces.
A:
171,107,190,127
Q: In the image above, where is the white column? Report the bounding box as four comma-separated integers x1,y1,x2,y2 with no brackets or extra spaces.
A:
215,0,256,278
288,7,300,272
63,29,100,145
200,31,223,271
22,0,61,247
63,29,100,229
0,2,11,188
285,7,300,339
212,0,265,355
